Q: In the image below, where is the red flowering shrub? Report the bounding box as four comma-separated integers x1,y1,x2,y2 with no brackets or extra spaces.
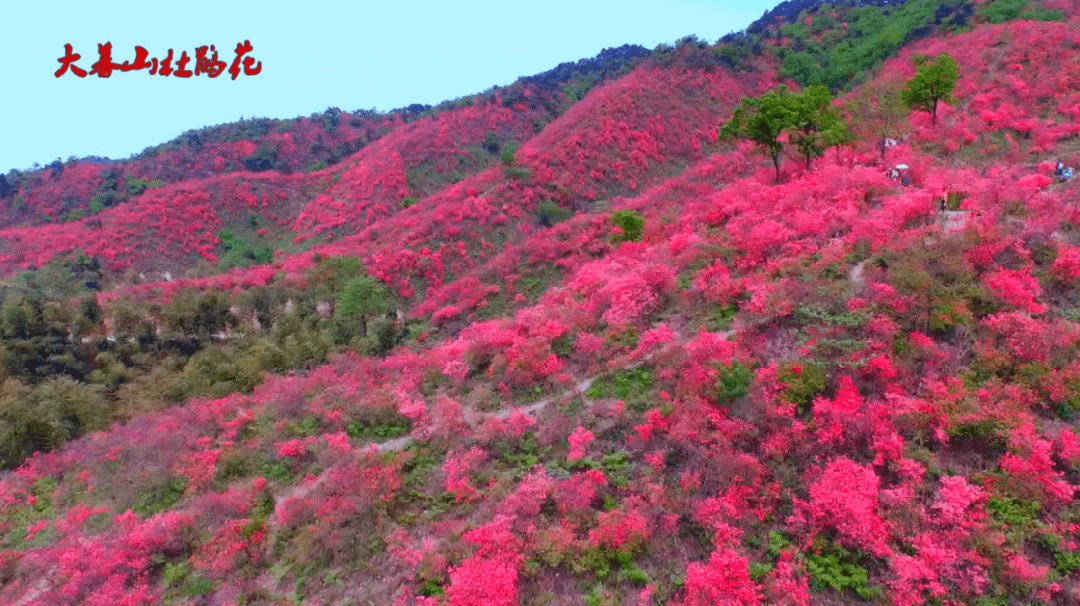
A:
463,515,526,558
764,555,811,606
499,468,554,517
1016,173,1052,191
931,476,986,528
556,469,608,517
588,507,650,552
797,456,892,557
1051,245,1080,281
979,312,1080,366
567,425,595,461
984,269,1045,314
677,548,762,606
1000,422,1077,504
445,555,519,606
443,446,487,503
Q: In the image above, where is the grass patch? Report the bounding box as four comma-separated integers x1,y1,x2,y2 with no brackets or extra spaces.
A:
586,367,654,410
133,476,186,517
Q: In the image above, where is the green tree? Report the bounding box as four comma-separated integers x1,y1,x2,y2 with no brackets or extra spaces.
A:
789,84,848,170
0,293,85,380
0,173,15,198
307,254,362,318
720,86,794,183
0,377,110,467
111,298,155,344
885,236,991,333
720,85,851,181
242,145,277,172
194,292,237,339
901,53,958,125
851,78,910,160
74,295,103,338
245,284,287,331
823,116,857,162
536,200,573,227
162,290,236,340
335,275,393,340
0,379,50,467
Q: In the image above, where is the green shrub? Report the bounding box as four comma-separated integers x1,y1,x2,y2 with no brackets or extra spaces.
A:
706,302,739,331
216,229,275,270
133,476,186,517
617,563,651,585
503,166,532,181
946,191,966,210
583,584,614,606
1024,8,1064,20
242,146,277,172
717,43,754,72
886,237,986,334
806,543,883,600
987,497,1042,532
778,361,828,416
611,210,644,243
749,561,774,581
716,361,753,403
417,578,444,597
163,562,213,598
261,460,295,483
0,377,112,468
551,333,573,358
608,326,639,350
125,177,164,197
345,417,409,439
586,367,654,408
536,200,572,227
89,191,119,211
1055,550,1080,574
767,530,792,559
978,0,1027,23
601,450,634,487
500,142,520,166
563,73,598,102
948,420,1008,456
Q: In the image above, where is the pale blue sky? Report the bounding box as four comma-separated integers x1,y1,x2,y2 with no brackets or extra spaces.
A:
0,0,777,173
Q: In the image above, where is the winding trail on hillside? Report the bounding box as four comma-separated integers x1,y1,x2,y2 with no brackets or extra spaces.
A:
267,370,606,535
264,328,736,556
374,374,600,454
262,364,606,552
942,210,971,232
260,365,614,567
849,259,867,291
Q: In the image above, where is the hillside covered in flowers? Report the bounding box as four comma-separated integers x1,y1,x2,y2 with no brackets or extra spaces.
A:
2,0,1080,604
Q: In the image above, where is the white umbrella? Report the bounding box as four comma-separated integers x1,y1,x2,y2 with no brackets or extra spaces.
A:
895,164,909,170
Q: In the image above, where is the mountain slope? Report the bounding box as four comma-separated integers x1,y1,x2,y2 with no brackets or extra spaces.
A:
3,5,1080,606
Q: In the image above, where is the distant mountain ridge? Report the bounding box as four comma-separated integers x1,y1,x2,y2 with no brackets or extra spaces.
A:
745,0,913,34
517,43,652,90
